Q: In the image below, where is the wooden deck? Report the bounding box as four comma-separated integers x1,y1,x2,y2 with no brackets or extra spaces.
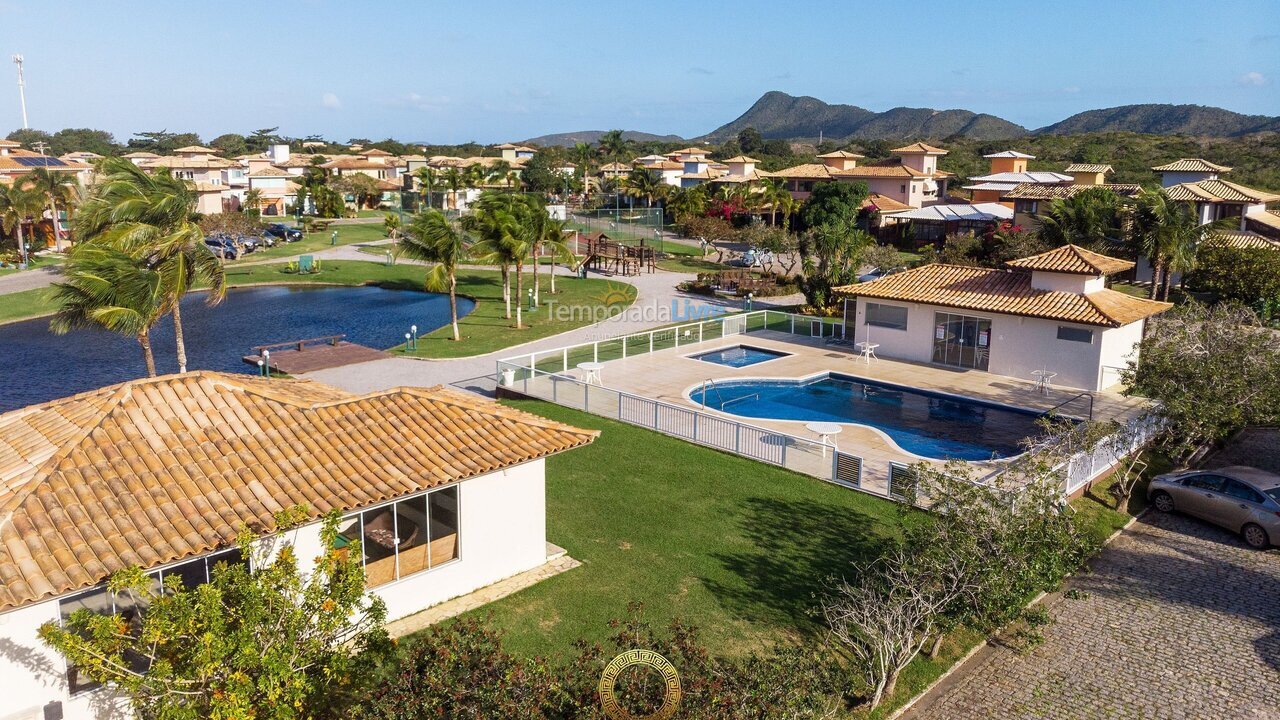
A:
244,334,390,374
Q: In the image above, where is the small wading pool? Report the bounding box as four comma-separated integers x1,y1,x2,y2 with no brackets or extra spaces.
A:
690,373,1051,461
691,344,791,368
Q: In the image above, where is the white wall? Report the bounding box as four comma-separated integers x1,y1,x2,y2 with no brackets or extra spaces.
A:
846,298,1114,391
0,461,549,720
1098,320,1144,390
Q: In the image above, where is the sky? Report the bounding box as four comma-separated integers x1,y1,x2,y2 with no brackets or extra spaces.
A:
0,0,1276,145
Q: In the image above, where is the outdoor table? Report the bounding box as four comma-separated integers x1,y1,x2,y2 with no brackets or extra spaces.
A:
806,422,843,457
577,361,604,386
1032,369,1057,395
855,341,880,364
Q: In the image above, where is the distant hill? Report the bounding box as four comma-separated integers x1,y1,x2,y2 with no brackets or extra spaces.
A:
1036,104,1280,136
701,91,1028,142
522,129,685,147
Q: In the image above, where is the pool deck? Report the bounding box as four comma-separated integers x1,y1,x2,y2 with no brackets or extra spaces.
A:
533,330,1151,490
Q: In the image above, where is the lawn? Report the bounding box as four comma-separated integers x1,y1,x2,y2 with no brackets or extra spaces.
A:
0,286,57,324
449,400,1164,718
656,255,729,273
228,223,389,264
463,399,914,662
0,253,64,277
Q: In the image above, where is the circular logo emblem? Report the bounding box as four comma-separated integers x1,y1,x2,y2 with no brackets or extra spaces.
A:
598,649,682,720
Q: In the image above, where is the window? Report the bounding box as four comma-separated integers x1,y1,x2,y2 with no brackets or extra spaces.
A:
1222,479,1264,504
1184,474,1226,492
338,485,460,589
864,302,908,330
900,184,907,193
1057,326,1093,343
57,548,243,694
1015,200,1039,215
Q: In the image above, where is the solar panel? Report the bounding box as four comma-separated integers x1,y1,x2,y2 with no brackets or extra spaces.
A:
14,156,67,167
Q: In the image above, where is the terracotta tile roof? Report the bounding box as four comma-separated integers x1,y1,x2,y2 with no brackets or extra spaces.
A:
863,193,913,213
721,155,760,164
892,142,948,154
984,150,1035,158
834,263,1170,327
122,152,160,159
1205,230,1280,250
174,145,217,154
1002,183,1142,200
645,160,683,171
1246,210,1280,232
679,168,727,181
670,146,712,155
709,170,769,184
0,372,597,611
835,165,945,179
0,140,20,148
247,166,292,177
191,182,225,193
1006,244,1135,275
599,162,631,171
1065,164,1113,174
1163,179,1280,204
145,156,237,169
321,156,390,170
817,150,865,159
761,163,832,180
360,148,393,157
1152,158,1230,173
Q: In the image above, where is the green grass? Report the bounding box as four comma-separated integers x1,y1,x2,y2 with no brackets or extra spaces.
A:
460,399,913,661
656,255,729,273
229,223,389,264
0,286,57,324
0,254,64,277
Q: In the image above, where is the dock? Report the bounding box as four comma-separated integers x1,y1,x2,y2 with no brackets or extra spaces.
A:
244,335,390,374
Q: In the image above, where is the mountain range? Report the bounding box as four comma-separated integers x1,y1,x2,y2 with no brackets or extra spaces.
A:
524,91,1280,146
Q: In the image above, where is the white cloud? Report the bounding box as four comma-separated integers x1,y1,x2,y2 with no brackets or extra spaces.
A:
321,92,342,109
1239,71,1267,86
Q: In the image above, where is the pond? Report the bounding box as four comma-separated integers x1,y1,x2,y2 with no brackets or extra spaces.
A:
0,285,474,412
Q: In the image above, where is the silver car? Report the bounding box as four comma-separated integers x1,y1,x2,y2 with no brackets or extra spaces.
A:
1148,465,1280,549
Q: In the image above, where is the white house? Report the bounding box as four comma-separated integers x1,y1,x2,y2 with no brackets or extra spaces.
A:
836,245,1171,391
0,372,596,720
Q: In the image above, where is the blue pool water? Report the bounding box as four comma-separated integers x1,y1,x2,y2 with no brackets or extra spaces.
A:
0,285,474,412
693,344,790,368
690,373,1048,460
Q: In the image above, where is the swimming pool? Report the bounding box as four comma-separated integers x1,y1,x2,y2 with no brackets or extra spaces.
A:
691,344,791,368
689,373,1048,461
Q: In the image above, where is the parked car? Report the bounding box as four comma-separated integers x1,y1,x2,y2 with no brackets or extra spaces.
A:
204,235,241,260
255,231,277,249
1148,465,1280,548
264,223,303,242
233,234,260,254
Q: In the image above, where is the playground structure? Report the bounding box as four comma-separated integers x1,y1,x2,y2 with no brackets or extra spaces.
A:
577,232,657,276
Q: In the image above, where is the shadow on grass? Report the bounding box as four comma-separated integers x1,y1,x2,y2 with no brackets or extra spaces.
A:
706,495,893,636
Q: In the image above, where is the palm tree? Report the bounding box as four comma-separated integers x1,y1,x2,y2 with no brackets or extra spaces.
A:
597,130,631,162
666,185,708,224
461,193,525,322
760,178,794,227
488,159,513,191
440,167,465,210
1037,187,1124,249
27,168,80,252
621,169,665,208
399,210,469,341
1130,191,1235,301
50,244,166,377
0,179,45,264
521,194,575,302
414,166,436,209
73,158,226,374
242,188,263,216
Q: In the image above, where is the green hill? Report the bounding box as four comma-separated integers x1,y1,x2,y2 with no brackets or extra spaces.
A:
1037,104,1280,137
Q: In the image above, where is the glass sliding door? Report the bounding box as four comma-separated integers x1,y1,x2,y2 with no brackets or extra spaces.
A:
932,312,991,370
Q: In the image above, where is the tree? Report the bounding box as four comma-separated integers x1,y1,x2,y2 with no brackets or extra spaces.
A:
677,215,736,261
0,177,47,262
621,168,666,208
5,128,54,149
798,219,873,309
26,167,80,251
520,194,573,302
73,158,226,374
49,244,166,377
332,173,382,210
400,210,469,341
50,127,120,156
1123,302,1280,463
737,126,764,155
1187,243,1280,318
39,510,390,720
246,127,281,154
383,212,401,240
242,188,263,219
440,167,467,210
1036,187,1124,249
463,192,526,324
126,130,203,155
597,129,632,161
666,185,709,224
1130,191,1234,301
413,166,437,209
210,133,249,157
799,181,868,229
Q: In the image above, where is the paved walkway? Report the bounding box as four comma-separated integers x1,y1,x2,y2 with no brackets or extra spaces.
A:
384,549,581,638
902,511,1280,720
0,264,62,294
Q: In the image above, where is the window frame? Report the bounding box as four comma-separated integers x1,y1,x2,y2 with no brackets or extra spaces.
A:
864,302,909,331
338,483,462,591
1056,326,1094,344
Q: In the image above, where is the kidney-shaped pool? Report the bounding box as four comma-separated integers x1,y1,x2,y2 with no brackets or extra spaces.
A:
690,372,1052,461
0,285,474,412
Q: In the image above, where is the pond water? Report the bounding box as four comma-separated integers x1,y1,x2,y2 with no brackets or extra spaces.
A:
0,285,474,412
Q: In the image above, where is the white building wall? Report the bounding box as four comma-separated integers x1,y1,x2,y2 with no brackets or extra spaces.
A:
1097,320,1145,390
846,298,1112,391
0,462,549,720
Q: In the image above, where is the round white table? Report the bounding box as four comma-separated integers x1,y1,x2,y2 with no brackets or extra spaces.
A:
577,361,604,386
1031,369,1057,395
806,422,843,457
855,341,879,364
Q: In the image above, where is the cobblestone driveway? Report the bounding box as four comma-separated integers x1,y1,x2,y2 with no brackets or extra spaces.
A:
903,511,1280,720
